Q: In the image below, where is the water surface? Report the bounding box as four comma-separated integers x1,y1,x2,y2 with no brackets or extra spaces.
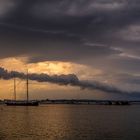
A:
0,105,140,140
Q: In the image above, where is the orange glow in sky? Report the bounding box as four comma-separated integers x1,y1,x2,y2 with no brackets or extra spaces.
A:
0,57,105,100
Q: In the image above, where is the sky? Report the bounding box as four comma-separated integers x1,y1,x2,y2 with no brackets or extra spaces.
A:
0,0,140,100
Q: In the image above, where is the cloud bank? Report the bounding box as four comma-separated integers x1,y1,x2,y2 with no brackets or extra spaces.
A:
0,67,140,97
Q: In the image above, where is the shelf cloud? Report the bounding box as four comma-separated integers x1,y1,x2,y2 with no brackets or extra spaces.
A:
0,67,140,97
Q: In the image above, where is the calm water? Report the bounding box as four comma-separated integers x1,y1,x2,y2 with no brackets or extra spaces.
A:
0,105,140,140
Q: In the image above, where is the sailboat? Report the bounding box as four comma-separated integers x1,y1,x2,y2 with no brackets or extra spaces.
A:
5,70,39,106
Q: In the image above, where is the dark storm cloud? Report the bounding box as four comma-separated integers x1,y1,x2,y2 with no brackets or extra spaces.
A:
1,0,140,34
0,0,140,93
0,21,120,62
0,0,140,60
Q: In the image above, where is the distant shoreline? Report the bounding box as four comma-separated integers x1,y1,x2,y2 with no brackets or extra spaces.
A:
1,99,140,105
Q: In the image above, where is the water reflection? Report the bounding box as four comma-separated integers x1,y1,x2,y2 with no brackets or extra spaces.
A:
0,105,140,140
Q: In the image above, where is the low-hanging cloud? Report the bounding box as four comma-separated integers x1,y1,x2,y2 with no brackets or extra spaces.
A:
0,0,140,100
0,67,139,96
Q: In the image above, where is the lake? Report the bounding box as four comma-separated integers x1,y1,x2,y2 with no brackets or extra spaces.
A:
0,105,140,140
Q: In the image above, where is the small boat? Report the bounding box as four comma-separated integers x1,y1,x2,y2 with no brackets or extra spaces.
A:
5,70,39,106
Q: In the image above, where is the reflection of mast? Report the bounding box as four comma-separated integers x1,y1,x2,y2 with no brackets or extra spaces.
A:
14,75,16,100
26,69,29,102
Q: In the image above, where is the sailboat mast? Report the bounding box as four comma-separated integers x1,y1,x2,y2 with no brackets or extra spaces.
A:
26,69,29,102
14,75,16,100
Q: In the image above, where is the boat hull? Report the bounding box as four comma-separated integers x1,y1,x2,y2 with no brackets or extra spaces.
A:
5,101,39,106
